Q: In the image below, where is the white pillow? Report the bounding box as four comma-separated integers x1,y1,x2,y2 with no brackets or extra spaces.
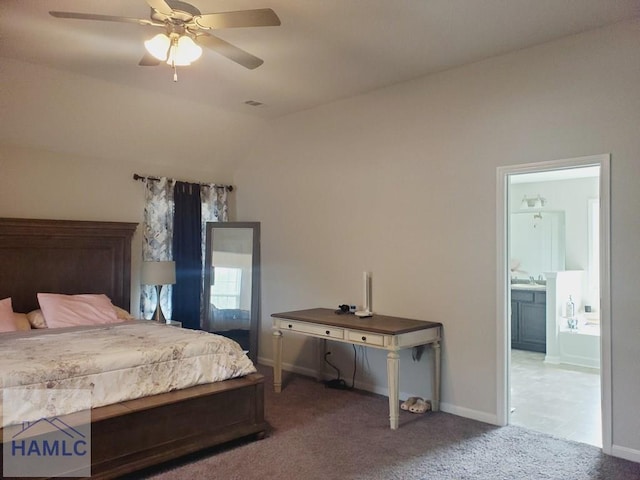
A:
37,293,119,329
113,305,135,321
26,309,48,328
12,312,32,331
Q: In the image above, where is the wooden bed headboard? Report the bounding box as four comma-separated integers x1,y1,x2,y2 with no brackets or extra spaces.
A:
0,218,138,313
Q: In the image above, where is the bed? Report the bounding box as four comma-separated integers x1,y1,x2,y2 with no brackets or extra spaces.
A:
0,217,266,479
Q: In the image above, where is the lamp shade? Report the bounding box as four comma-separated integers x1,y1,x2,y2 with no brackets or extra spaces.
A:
166,35,202,66
144,33,171,61
141,261,176,286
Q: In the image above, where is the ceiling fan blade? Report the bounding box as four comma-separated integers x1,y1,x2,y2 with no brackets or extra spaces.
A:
195,32,264,69
139,52,161,66
49,11,159,26
145,0,174,16
195,8,281,29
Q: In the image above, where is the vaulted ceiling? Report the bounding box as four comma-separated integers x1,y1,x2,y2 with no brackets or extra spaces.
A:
3,1,639,119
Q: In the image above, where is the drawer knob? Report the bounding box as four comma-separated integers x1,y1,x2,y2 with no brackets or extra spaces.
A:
362,336,367,341
326,330,330,335
288,324,292,329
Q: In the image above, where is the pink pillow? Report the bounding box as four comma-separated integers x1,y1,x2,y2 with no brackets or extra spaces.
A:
0,297,19,333
37,293,119,328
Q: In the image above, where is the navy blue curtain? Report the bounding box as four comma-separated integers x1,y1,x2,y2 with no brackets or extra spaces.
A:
172,182,202,330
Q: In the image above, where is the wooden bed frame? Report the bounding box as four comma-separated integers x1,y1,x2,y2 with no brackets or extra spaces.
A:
0,218,267,479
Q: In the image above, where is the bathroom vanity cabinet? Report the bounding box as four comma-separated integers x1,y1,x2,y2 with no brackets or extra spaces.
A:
511,289,546,353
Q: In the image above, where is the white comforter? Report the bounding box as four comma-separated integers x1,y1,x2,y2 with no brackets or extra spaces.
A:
0,321,256,426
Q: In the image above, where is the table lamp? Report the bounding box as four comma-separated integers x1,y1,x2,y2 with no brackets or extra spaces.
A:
141,261,176,322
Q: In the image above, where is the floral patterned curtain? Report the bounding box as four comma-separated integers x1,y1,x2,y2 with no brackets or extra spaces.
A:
141,177,175,319
140,178,228,323
201,185,229,225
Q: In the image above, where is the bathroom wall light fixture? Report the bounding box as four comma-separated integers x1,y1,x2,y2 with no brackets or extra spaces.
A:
520,194,546,209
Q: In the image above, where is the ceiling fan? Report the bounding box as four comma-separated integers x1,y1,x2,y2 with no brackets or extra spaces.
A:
49,0,281,73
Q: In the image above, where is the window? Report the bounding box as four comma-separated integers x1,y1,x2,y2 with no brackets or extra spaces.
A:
210,267,242,309
587,198,600,313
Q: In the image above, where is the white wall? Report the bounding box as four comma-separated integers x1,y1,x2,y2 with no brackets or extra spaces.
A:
0,144,238,315
235,19,640,453
0,58,262,174
0,59,257,315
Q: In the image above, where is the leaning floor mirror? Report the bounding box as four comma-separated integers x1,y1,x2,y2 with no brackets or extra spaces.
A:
203,222,260,363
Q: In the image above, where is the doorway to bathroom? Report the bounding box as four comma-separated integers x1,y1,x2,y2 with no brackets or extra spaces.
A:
496,154,611,453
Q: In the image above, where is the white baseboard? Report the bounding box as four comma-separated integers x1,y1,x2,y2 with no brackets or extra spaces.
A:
259,356,498,425
350,377,415,402
259,357,639,462
611,444,640,463
559,353,600,370
258,356,416,400
439,402,499,426
258,356,317,378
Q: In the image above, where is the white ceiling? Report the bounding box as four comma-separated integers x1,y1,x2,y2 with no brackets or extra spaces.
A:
1,0,639,119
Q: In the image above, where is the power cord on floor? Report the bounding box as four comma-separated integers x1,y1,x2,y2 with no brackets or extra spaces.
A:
323,345,357,390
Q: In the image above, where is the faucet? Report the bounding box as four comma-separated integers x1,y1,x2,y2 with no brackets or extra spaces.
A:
529,276,536,285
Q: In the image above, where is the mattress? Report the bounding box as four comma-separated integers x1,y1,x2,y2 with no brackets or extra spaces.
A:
0,321,257,426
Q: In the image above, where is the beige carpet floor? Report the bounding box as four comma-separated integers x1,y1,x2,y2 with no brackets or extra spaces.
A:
129,366,640,480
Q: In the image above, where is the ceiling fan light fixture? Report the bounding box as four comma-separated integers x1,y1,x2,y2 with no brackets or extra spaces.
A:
166,35,202,66
50,2,280,72
145,33,170,61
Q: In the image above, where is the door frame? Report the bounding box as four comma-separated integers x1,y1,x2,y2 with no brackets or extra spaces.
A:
496,154,611,453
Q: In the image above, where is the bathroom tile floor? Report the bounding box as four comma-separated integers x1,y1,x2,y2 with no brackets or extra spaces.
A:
510,349,602,447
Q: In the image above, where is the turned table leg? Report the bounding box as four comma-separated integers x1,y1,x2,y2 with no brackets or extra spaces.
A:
387,350,400,429
273,329,283,393
432,340,441,411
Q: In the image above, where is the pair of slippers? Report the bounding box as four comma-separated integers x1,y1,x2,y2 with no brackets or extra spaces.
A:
400,396,431,414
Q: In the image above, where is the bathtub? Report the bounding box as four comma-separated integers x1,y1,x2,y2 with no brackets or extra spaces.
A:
557,320,600,369
544,271,601,370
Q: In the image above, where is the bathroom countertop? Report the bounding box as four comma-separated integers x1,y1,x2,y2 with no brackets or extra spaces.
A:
510,284,547,291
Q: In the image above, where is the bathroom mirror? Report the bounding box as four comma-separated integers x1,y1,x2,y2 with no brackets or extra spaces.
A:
510,211,565,280
203,222,260,363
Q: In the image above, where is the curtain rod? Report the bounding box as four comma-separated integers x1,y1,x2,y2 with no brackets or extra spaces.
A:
133,173,234,192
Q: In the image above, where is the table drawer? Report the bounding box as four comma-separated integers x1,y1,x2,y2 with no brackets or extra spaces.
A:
281,320,344,339
346,330,385,346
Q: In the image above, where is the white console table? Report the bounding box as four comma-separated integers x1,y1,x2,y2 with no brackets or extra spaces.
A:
271,308,442,430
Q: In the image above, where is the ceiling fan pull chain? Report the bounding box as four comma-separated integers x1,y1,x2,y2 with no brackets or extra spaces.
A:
173,63,178,82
